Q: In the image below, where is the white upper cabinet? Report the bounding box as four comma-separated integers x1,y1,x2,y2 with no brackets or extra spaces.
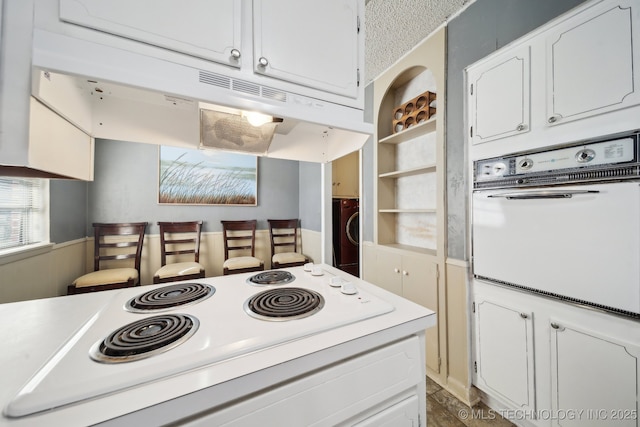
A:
55,0,362,102
253,0,360,98
467,0,640,159
545,0,640,126
28,97,94,180
59,0,242,67
468,46,530,145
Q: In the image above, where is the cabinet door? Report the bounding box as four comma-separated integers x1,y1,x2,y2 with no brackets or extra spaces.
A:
59,0,242,67
353,395,419,427
545,0,640,126
332,151,359,198
474,299,536,412
253,0,360,98
373,250,403,296
468,45,530,145
550,320,638,427
29,98,94,180
402,255,440,374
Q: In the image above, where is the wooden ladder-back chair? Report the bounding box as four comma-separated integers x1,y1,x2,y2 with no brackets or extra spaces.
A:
221,220,264,275
268,219,310,268
67,222,147,295
153,221,205,284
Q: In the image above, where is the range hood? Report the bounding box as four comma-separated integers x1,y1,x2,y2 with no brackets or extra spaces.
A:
27,70,371,167
200,108,280,154
0,1,372,179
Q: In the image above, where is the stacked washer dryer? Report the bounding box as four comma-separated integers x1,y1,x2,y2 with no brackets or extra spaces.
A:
332,198,359,277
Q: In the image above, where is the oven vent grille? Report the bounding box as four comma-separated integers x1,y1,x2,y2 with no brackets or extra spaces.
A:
475,275,640,320
568,166,639,181
474,178,518,189
474,165,640,189
198,71,288,103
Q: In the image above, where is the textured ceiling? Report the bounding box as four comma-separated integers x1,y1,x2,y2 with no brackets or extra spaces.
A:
365,0,472,83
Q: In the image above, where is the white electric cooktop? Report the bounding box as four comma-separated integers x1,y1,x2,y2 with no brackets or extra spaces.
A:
3,266,394,418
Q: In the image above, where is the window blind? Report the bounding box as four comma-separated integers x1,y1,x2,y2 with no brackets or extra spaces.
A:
0,177,47,250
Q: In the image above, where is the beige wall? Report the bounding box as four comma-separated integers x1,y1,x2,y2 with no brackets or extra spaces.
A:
0,229,321,304
0,240,87,303
445,259,478,405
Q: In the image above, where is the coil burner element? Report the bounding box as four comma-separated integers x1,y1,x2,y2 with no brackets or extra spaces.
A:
89,314,199,363
125,283,215,313
244,287,324,321
247,270,296,286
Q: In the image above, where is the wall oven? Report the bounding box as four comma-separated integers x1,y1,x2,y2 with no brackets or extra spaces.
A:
472,132,640,318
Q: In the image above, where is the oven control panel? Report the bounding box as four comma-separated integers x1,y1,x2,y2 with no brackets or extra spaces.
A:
474,133,640,188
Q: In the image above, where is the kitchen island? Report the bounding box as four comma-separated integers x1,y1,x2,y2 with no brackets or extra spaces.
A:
0,265,435,426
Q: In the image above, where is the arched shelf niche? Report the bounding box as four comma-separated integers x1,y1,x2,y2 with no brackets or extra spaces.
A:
376,65,439,252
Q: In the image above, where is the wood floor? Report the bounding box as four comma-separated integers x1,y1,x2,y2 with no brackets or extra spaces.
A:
426,376,515,427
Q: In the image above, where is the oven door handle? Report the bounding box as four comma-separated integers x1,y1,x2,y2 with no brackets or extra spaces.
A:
487,190,600,200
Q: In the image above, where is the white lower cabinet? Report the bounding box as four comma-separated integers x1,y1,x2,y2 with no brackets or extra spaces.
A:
474,299,536,412
473,281,640,426
363,244,440,375
550,320,638,427
352,395,419,427
180,337,425,426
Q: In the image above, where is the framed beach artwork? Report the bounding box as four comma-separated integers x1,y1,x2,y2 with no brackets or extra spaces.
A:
158,146,257,205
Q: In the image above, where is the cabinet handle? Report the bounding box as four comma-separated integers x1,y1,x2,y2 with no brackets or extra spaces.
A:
519,313,528,319
516,124,526,131
402,270,408,276
230,49,241,59
550,322,564,331
258,57,269,67
393,268,400,274
548,115,561,124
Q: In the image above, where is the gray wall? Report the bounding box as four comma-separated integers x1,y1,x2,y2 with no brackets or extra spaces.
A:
298,161,322,231
445,0,587,260
49,180,87,243
50,138,321,241
89,139,312,235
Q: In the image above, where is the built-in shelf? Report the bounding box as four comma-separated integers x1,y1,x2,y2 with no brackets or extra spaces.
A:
370,27,447,388
379,163,436,179
374,30,444,256
377,243,437,257
378,117,436,144
378,208,437,213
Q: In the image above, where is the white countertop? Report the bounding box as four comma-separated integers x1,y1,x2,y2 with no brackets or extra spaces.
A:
0,264,436,426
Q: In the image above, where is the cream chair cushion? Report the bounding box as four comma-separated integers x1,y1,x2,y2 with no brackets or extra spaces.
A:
273,252,307,265
73,268,139,288
154,262,204,279
223,256,263,270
